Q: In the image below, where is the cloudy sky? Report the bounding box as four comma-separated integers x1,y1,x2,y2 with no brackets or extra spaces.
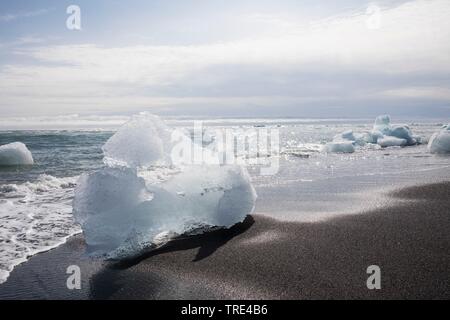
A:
0,0,449,118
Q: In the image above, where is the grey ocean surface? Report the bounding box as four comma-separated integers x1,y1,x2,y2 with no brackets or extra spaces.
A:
0,118,449,286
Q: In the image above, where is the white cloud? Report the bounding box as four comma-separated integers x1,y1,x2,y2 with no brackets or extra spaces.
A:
0,8,52,22
0,0,449,116
382,87,450,100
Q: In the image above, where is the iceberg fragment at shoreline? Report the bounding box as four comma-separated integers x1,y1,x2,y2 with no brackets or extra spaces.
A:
0,142,34,166
373,115,392,135
377,136,407,148
102,114,174,167
324,115,422,153
73,113,257,259
372,115,418,147
323,141,355,153
428,125,450,154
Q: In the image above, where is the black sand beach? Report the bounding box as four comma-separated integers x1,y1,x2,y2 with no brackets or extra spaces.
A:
0,182,449,300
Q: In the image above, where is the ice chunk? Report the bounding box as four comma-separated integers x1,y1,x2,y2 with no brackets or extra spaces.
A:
371,115,420,147
377,136,407,147
428,125,450,154
328,115,420,151
365,130,383,144
332,130,366,147
73,165,256,258
0,142,34,166
102,113,173,168
373,115,391,135
323,141,355,153
389,125,416,145
335,130,356,141
73,113,257,259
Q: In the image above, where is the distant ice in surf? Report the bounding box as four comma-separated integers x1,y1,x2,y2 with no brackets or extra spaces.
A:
73,113,257,259
323,115,422,153
428,124,450,154
0,142,34,166
323,141,355,153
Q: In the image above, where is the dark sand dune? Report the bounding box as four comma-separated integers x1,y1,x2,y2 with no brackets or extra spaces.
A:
1,182,449,299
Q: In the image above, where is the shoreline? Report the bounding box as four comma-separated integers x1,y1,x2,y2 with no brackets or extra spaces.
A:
0,181,449,299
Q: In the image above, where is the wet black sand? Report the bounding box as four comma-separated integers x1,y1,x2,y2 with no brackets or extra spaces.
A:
0,182,449,299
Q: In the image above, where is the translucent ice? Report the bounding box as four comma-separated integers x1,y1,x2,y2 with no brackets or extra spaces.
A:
377,136,407,148
327,115,421,152
102,113,174,168
372,115,418,147
323,141,355,153
335,130,356,141
389,125,416,145
0,142,34,166
428,125,450,154
373,115,392,135
333,130,367,146
73,114,257,258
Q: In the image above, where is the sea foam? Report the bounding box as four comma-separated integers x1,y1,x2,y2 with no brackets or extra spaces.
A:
0,175,80,284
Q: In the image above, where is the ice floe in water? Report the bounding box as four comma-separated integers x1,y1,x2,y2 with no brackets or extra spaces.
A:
428,124,450,154
0,142,34,166
73,113,257,259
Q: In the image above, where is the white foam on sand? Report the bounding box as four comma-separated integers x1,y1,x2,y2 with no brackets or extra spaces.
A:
0,175,80,284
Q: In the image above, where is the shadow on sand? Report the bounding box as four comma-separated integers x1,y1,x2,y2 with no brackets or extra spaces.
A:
88,215,254,299
112,215,255,269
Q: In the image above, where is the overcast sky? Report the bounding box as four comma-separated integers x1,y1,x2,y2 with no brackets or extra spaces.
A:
0,0,449,118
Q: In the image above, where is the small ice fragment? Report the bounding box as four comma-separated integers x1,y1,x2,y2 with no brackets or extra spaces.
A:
389,125,416,145
377,136,407,148
373,115,391,135
323,141,355,153
0,142,34,166
428,124,450,154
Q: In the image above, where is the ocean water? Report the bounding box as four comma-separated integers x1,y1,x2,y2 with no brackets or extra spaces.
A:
0,118,449,284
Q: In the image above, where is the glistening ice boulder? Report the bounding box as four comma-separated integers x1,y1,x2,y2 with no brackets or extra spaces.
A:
74,165,256,258
428,125,450,154
0,142,34,166
102,113,174,168
73,113,257,259
372,115,418,147
325,115,422,152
